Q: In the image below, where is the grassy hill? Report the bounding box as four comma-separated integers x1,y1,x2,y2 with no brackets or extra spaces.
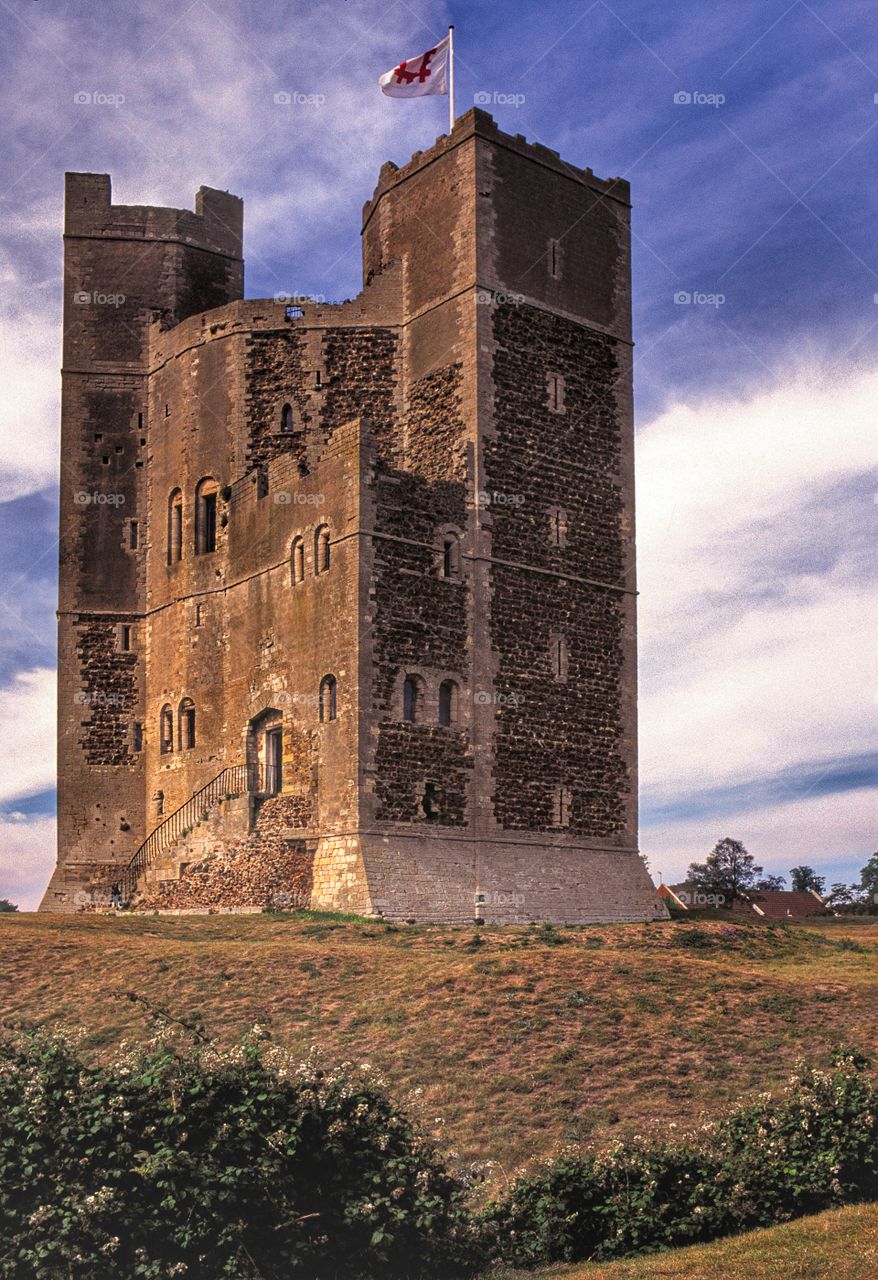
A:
1,911,876,1182
493,1201,878,1279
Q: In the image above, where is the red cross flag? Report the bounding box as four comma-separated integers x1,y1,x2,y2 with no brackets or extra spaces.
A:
379,31,453,103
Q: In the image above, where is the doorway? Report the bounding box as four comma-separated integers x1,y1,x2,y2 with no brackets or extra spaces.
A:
265,726,283,795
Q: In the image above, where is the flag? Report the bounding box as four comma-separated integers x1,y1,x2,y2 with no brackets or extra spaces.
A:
379,34,450,98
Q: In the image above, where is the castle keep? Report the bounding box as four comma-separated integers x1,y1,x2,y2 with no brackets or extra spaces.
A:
42,109,663,923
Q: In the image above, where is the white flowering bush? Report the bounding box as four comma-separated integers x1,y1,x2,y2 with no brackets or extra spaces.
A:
482,1048,878,1266
0,1028,477,1279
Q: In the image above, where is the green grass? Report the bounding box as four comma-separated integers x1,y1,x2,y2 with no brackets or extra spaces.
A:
2,912,877,1185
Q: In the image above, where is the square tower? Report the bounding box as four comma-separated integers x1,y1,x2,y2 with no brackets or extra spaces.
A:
43,112,662,924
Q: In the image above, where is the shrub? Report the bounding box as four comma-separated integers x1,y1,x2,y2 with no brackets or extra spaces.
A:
482,1050,878,1267
0,1028,477,1279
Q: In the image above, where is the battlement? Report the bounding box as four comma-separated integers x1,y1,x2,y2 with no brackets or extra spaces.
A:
64,173,243,259
146,259,405,373
362,108,630,235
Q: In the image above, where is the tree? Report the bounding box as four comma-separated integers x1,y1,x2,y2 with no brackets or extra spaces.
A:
854,853,878,915
789,866,826,895
825,882,858,911
687,838,762,910
754,874,787,892
0,899,18,913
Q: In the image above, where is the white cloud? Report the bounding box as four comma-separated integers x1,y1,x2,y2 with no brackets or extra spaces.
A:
637,366,878,802
0,668,56,803
0,0,451,504
0,814,56,912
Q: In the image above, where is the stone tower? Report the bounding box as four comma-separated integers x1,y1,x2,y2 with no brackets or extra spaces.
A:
42,110,663,924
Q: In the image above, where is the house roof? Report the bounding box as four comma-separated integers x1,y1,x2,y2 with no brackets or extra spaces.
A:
737,889,825,918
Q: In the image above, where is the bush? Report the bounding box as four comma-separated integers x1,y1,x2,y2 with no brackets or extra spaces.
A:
0,1028,477,1279
482,1050,878,1266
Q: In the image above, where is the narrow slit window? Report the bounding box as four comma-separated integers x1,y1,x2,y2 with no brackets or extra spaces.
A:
548,506,568,548
315,525,330,574
403,675,423,723
195,479,219,555
551,635,568,682
159,705,174,755
319,674,337,723
291,536,305,585
438,679,459,726
547,372,566,414
168,490,183,564
553,784,572,828
179,698,196,751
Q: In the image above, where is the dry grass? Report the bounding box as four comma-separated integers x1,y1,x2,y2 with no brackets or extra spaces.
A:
492,1201,878,1279
2,911,877,1183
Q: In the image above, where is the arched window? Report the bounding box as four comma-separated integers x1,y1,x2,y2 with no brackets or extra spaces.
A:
280,403,294,433
403,674,424,723
438,679,459,726
195,478,219,555
290,535,305,585
314,525,331,574
550,635,568,682
319,674,337,723
167,489,183,565
178,697,196,750
440,532,461,579
159,704,174,754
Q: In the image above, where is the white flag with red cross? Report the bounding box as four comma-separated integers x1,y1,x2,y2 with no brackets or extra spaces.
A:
379,33,451,98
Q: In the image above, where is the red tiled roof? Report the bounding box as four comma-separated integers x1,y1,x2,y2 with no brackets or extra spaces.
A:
737,890,825,918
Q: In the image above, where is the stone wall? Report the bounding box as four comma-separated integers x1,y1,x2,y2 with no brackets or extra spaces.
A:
485,301,631,836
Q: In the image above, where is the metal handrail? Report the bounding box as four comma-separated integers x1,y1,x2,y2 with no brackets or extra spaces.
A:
110,761,274,902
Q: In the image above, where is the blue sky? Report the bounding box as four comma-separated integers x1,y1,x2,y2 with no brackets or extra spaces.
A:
0,0,876,907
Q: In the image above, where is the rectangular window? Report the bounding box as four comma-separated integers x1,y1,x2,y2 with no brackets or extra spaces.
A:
129,520,139,550
133,722,143,752
195,603,204,627
549,237,562,279
119,624,132,652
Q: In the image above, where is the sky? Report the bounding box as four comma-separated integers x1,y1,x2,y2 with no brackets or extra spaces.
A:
0,0,875,908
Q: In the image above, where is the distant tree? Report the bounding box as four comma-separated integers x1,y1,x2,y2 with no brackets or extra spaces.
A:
856,853,878,915
687,838,763,910
825,883,858,911
789,865,827,895
754,874,787,892
0,900,18,913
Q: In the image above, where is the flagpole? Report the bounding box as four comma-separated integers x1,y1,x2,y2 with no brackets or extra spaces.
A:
448,25,455,132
